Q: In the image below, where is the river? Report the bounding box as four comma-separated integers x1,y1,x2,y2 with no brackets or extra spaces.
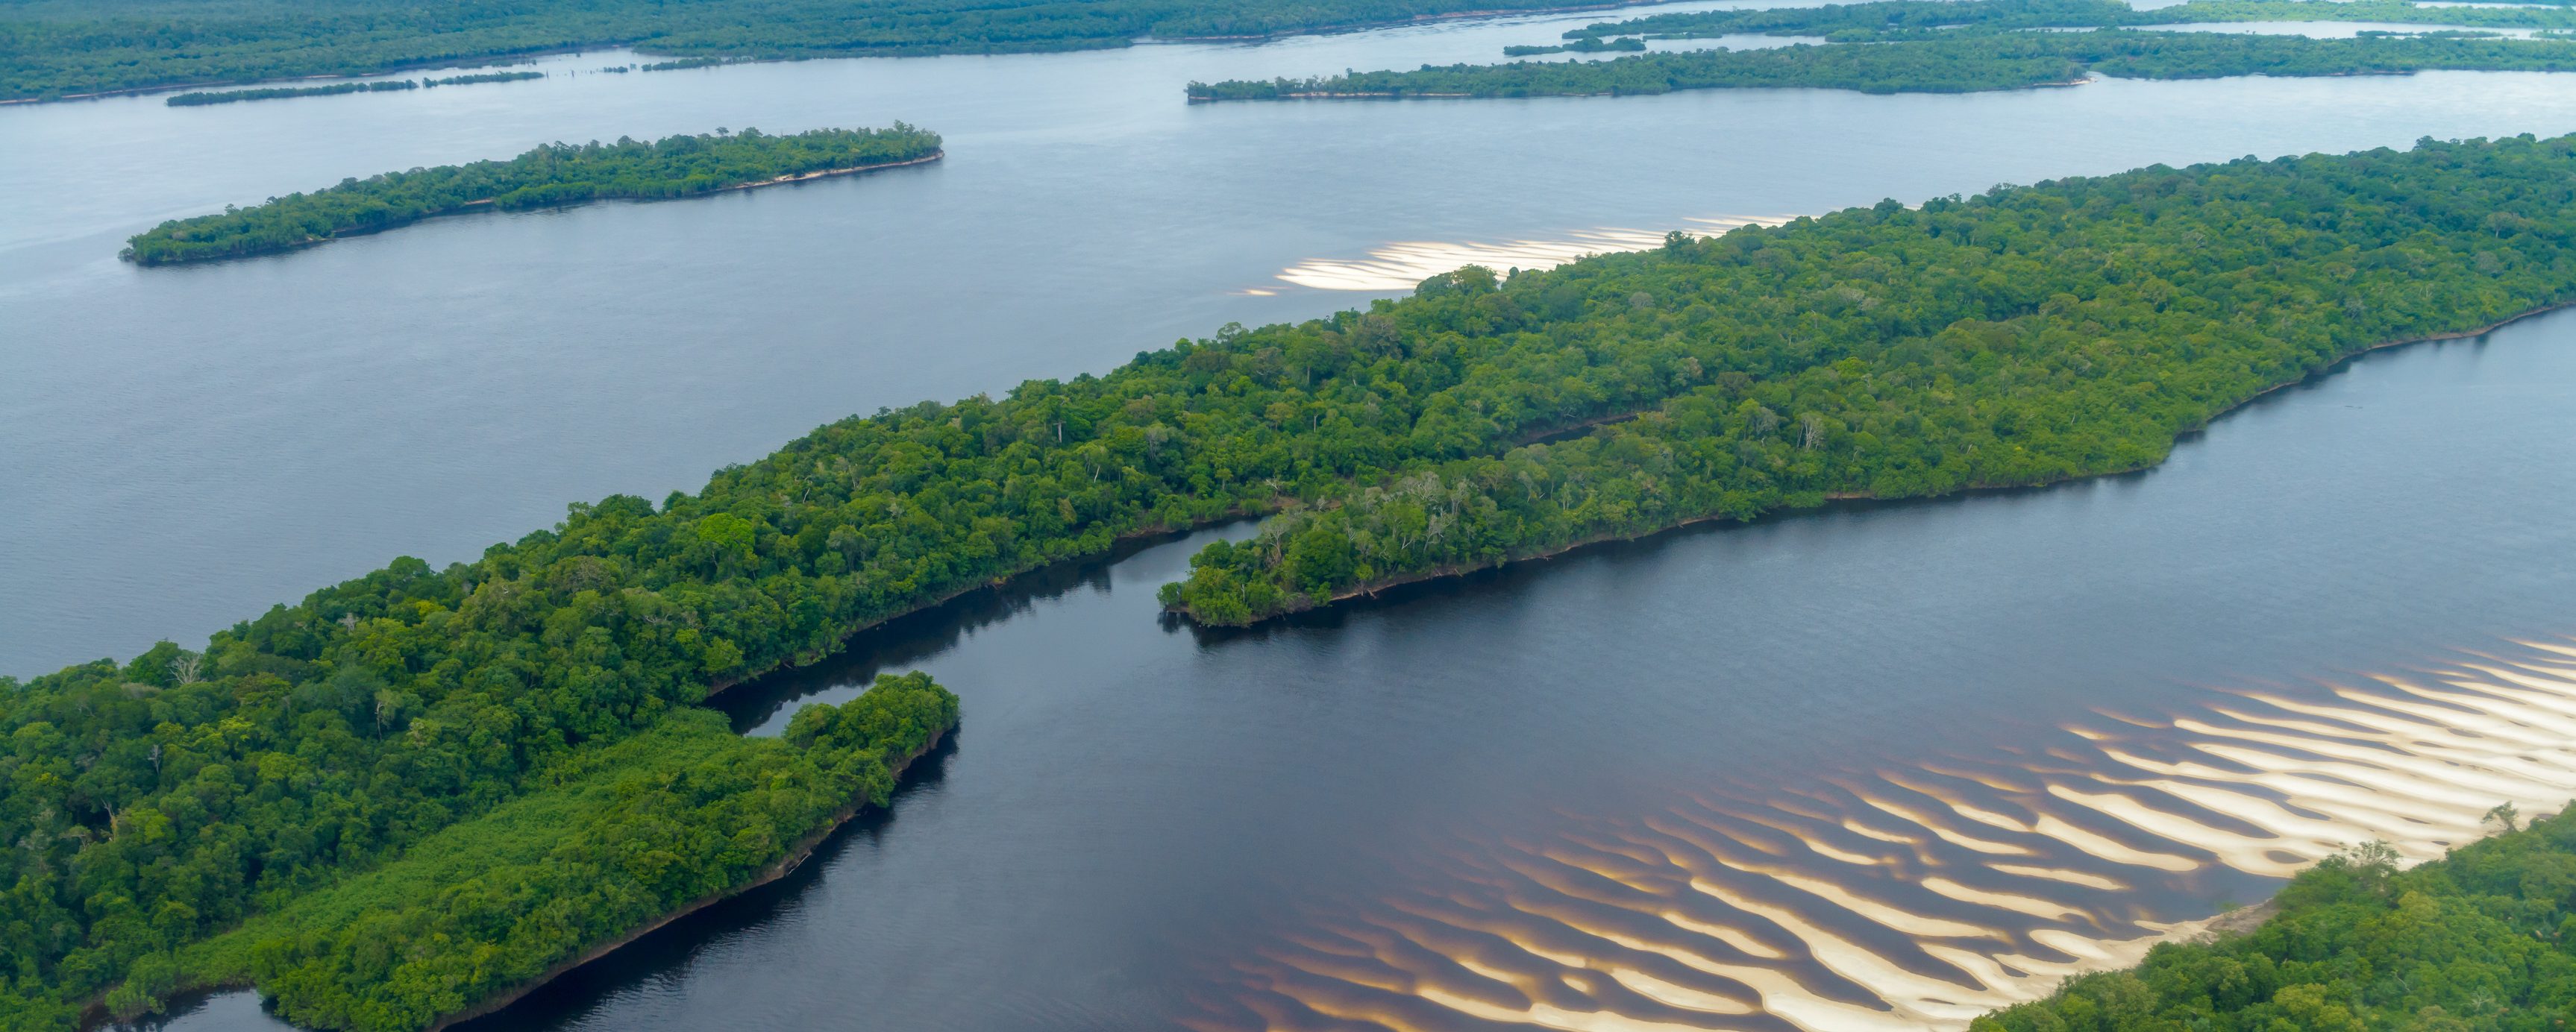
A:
7,5,2576,1031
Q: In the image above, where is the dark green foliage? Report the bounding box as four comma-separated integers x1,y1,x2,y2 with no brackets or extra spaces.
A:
121,124,941,265
1158,134,2576,622
0,0,1607,101
1976,808,2576,1031
421,70,544,85
11,134,2576,1028
1502,35,1644,56
165,81,418,106
161,71,542,107
638,57,736,71
1187,30,2576,101
1549,0,2576,47
186,675,951,1032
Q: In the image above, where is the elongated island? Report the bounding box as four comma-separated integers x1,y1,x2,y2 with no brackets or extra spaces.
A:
16,133,2576,1031
1185,0,2576,99
120,125,943,265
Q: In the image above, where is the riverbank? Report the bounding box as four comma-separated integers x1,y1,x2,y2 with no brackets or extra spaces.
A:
78,680,961,1032
1185,28,2576,101
1162,242,2576,629
416,728,950,1032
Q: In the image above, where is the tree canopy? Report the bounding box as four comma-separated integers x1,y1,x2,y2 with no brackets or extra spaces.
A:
122,125,942,265
13,133,2576,1029
1978,807,2576,1031
0,0,1623,101
1186,27,2576,101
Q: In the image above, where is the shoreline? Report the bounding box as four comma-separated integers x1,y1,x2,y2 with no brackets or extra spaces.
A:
1174,295,2576,628
87,729,950,1032
419,729,949,1031
1187,75,2093,101
128,150,944,267
2,0,1699,107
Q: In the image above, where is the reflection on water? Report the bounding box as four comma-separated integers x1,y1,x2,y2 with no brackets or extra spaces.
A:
1272,216,1793,292
1200,640,2576,1031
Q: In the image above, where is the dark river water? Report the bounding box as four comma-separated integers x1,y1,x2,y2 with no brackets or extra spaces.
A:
11,5,2576,1031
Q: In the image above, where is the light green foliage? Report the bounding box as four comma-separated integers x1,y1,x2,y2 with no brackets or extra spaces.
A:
122,125,941,265
1975,807,2576,1030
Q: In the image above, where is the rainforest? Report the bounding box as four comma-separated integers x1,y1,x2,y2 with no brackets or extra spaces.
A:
120,125,944,265
0,0,1628,101
1183,28,2576,101
1978,808,2576,1031
10,131,2576,1031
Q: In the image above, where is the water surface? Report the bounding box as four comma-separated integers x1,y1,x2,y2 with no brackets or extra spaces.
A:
13,7,2576,1031
10,7,2576,672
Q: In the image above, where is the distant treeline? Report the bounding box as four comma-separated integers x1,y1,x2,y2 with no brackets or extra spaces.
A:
1502,35,1645,56
1978,807,2576,1030
1186,31,2576,100
640,56,737,71
1546,0,2576,46
1,0,1623,101
424,69,545,85
122,123,941,265
166,80,416,105
163,69,542,106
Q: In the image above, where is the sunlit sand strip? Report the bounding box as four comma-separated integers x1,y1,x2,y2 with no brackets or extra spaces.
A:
1272,216,1796,292
1209,641,2576,1032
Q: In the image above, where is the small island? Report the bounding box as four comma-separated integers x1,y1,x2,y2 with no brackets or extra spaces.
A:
122,124,943,265
1502,35,1646,56
164,72,545,107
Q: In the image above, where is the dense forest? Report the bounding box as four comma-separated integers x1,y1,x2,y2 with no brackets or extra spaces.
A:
1975,807,2576,1031
1185,30,2576,100
166,81,418,107
163,71,542,107
121,125,941,265
1543,0,2576,48
172,675,953,1032
0,0,1617,101
11,134,2576,1030
1502,35,1646,56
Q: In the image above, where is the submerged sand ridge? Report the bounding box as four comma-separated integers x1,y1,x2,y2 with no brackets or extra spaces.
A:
1194,637,2576,1032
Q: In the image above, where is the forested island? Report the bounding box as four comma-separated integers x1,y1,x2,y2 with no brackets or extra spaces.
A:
121,125,942,265
1186,25,2576,100
1147,135,2576,622
0,0,1647,102
166,81,419,106
1502,35,1646,56
1543,0,2576,47
11,133,2576,1031
1978,808,2576,1029
163,72,543,107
